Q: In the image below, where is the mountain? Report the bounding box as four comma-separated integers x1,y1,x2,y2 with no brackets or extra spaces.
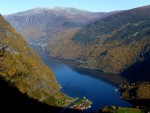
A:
4,7,107,44
0,14,73,108
45,5,150,79
5,6,150,80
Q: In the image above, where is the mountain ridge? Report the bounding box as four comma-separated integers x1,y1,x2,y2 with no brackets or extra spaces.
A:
4,7,117,44
4,7,104,16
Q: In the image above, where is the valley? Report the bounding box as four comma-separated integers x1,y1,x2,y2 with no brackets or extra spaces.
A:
5,6,150,79
1,4,150,113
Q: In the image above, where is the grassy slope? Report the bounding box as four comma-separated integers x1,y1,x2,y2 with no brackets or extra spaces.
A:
100,106,144,113
0,14,70,107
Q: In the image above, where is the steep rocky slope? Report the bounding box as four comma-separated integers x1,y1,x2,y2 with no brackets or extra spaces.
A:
4,7,106,43
46,5,150,76
0,14,71,107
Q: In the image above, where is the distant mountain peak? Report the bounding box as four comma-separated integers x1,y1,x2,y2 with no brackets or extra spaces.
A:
4,6,105,42
52,6,88,12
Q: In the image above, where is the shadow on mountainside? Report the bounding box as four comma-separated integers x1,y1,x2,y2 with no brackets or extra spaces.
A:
122,58,150,82
0,79,82,113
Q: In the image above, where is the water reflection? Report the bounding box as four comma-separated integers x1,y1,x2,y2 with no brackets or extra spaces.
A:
32,46,132,112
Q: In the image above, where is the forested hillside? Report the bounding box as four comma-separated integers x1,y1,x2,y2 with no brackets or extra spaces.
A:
0,14,71,107
46,5,150,77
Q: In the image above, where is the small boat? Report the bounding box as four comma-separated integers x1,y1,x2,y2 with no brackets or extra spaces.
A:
114,88,119,92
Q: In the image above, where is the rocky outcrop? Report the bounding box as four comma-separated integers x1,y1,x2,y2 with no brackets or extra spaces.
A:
119,82,150,100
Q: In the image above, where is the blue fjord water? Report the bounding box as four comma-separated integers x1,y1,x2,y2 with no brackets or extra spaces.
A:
34,47,132,112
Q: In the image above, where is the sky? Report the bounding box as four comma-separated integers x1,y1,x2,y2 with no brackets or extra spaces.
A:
0,0,150,15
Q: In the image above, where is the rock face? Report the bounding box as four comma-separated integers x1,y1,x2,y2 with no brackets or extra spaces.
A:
0,14,68,107
45,5,150,76
4,7,106,43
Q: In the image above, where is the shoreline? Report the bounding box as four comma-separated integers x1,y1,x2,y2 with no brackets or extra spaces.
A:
48,55,115,73
48,55,129,85
48,55,122,75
